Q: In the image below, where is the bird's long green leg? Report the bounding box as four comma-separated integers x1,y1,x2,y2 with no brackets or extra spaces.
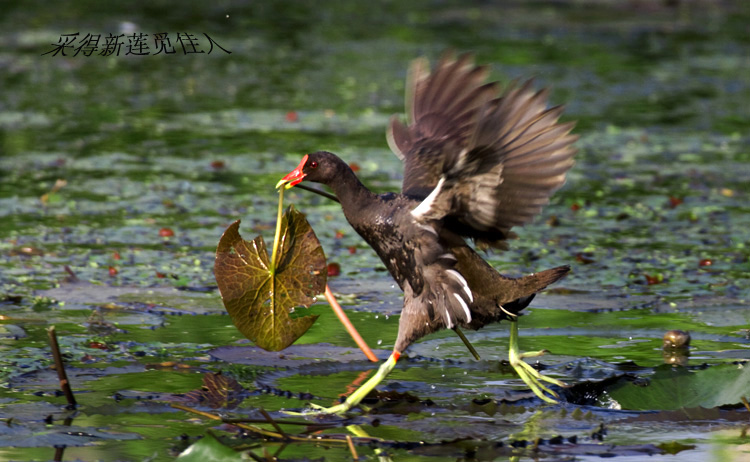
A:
305,351,400,415
508,319,566,404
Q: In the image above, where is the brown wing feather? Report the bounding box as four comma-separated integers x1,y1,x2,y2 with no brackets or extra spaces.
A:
387,51,500,198
390,53,577,249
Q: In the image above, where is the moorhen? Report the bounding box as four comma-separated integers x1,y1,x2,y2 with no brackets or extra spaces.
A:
277,52,577,412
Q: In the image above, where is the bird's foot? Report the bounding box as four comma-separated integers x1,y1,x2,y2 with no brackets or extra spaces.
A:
308,401,356,415
281,401,354,416
508,320,566,404
283,352,400,417
509,346,566,404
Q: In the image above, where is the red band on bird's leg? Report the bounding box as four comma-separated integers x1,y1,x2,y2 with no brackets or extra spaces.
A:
392,351,401,362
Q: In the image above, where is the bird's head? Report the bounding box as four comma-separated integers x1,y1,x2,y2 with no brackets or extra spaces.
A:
276,151,342,189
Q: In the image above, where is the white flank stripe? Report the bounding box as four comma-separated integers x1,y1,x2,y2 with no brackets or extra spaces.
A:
411,176,446,220
439,253,456,261
455,148,468,171
446,269,473,303
453,293,472,323
445,308,453,329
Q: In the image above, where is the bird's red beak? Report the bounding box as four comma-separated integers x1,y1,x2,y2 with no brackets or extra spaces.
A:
276,154,308,189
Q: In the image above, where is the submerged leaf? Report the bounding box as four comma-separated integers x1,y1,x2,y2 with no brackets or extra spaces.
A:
182,372,247,409
214,207,326,351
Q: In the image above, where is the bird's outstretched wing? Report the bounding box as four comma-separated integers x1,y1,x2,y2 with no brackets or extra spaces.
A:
387,52,577,249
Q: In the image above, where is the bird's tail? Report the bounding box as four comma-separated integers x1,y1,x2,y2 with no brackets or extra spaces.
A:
523,265,570,292
502,265,570,316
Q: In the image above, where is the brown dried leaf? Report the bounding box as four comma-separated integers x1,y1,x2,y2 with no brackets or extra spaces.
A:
214,206,326,351
183,372,246,409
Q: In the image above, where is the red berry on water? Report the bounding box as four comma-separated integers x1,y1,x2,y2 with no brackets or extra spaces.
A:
88,341,107,350
327,262,341,277
155,271,166,278
644,274,662,285
335,231,345,239
699,259,712,267
108,266,118,277
159,228,174,237
668,196,683,208
575,252,595,264
348,246,357,254
349,162,361,173
570,203,581,211
112,251,121,260
210,160,225,169
285,111,299,122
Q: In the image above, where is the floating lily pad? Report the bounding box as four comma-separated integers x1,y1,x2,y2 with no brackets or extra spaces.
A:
214,209,326,351
177,432,243,461
0,422,141,448
605,363,750,410
209,343,388,367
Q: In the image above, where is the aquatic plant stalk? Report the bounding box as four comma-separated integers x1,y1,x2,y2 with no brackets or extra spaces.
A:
270,187,285,272
325,285,378,362
47,326,77,409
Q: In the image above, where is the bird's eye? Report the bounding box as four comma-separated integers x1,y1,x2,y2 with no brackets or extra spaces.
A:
309,161,318,169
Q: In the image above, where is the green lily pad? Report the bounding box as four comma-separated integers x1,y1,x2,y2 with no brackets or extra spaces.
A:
214,207,326,351
605,363,750,411
177,432,243,461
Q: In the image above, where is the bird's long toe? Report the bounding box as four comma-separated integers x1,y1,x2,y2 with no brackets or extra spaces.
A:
310,402,353,415
508,320,566,404
281,402,353,416
511,358,564,404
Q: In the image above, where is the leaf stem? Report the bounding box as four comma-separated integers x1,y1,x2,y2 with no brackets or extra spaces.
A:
270,187,285,273
325,285,379,362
